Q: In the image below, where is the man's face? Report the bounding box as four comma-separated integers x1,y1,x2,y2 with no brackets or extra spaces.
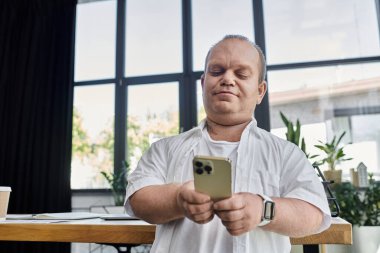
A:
201,39,267,125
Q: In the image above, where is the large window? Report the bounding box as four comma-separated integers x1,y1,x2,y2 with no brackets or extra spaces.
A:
72,0,380,190
265,0,380,179
127,82,179,169
192,0,254,71
74,0,116,81
125,0,182,76
264,0,380,64
72,85,114,189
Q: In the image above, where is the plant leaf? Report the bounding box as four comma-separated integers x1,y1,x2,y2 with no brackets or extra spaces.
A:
336,131,346,146
280,111,289,126
295,120,301,146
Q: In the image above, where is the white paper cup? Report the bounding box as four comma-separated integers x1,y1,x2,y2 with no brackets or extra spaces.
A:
0,187,11,220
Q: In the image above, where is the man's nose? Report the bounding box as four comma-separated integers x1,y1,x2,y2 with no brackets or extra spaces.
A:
221,70,235,86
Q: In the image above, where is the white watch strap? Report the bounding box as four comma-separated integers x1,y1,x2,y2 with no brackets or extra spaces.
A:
257,194,275,227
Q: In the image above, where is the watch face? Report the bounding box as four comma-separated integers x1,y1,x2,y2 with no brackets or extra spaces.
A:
263,201,275,220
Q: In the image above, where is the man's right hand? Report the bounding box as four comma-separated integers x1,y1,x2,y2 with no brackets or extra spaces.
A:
176,181,215,224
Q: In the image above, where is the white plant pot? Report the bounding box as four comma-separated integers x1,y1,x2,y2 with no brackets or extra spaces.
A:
352,226,380,253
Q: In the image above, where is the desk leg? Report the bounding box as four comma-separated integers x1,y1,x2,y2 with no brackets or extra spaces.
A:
303,244,319,253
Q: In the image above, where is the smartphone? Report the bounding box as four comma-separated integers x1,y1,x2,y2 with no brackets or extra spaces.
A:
193,155,232,200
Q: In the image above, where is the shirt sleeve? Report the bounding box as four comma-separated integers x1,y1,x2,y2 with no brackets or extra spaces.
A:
280,145,332,233
124,139,169,216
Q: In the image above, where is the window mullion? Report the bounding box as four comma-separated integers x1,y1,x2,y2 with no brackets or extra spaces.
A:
114,0,127,173
252,0,270,131
180,0,197,131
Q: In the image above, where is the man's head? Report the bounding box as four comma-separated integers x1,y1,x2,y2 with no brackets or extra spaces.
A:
201,35,267,126
204,35,267,83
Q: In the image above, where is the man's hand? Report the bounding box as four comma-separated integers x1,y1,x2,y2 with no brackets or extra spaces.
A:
176,181,215,224
213,193,263,236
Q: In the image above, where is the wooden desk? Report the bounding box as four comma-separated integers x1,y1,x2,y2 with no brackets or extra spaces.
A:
0,219,155,244
291,217,352,245
0,217,351,252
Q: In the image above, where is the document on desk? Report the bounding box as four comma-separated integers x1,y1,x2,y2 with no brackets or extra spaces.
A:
1,219,66,224
6,212,102,220
100,213,139,220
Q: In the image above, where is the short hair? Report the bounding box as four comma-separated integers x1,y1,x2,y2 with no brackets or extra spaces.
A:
204,35,267,83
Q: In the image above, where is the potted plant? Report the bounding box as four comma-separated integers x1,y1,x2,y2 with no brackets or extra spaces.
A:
333,174,380,253
362,174,380,226
332,181,362,225
314,131,352,184
279,112,317,160
100,161,129,206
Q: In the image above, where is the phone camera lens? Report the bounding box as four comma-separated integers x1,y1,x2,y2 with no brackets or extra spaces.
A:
195,168,204,175
195,161,203,167
204,165,212,174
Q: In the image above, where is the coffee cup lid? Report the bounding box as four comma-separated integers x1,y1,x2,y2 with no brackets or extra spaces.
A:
0,187,11,192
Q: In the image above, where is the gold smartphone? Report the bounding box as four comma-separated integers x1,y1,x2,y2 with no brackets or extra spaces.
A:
193,155,232,201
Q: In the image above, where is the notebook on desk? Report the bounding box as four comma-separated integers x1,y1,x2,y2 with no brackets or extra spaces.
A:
7,212,101,220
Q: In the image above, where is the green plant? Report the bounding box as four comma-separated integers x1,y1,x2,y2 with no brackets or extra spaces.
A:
332,182,363,225
334,173,380,226
314,131,352,170
101,161,129,206
362,173,380,226
280,112,317,160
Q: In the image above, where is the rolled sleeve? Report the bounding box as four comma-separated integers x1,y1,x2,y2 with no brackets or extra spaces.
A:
280,146,332,233
124,140,168,216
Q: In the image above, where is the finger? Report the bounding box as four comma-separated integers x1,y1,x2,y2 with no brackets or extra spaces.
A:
192,210,215,224
182,180,195,190
181,188,211,204
182,201,214,223
185,201,214,215
213,196,246,211
215,209,244,222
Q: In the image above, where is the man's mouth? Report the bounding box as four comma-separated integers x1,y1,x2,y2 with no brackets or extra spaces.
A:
214,90,236,96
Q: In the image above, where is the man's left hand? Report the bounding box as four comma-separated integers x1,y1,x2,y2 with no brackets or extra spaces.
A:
213,193,263,236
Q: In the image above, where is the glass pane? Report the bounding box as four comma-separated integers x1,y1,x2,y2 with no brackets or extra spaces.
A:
125,0,182,76
268,63,380,94
71,84,115,189
192,0,254,71
344,114,380,174
269,63,380,178
264,0,380,64
74,0,116,81
127,82,179,169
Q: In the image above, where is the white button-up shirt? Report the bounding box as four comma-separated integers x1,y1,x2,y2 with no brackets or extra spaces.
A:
125,119,331,253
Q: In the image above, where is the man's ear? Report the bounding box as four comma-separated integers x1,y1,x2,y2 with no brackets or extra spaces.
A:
256,81,267,104
201,74,205,88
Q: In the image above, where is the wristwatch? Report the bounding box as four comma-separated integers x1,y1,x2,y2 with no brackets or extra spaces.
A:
257,194,275,227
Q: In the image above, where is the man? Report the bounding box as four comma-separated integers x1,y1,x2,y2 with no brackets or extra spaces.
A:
125,35,331,253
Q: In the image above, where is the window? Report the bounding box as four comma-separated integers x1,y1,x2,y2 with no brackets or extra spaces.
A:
192,0,254,71
127,82,179,169
269,64,380,174
266,0,380,179
71,84,114,189
72,0,380,190
125,0,182,76
264,0,380,65
74,0,116,81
